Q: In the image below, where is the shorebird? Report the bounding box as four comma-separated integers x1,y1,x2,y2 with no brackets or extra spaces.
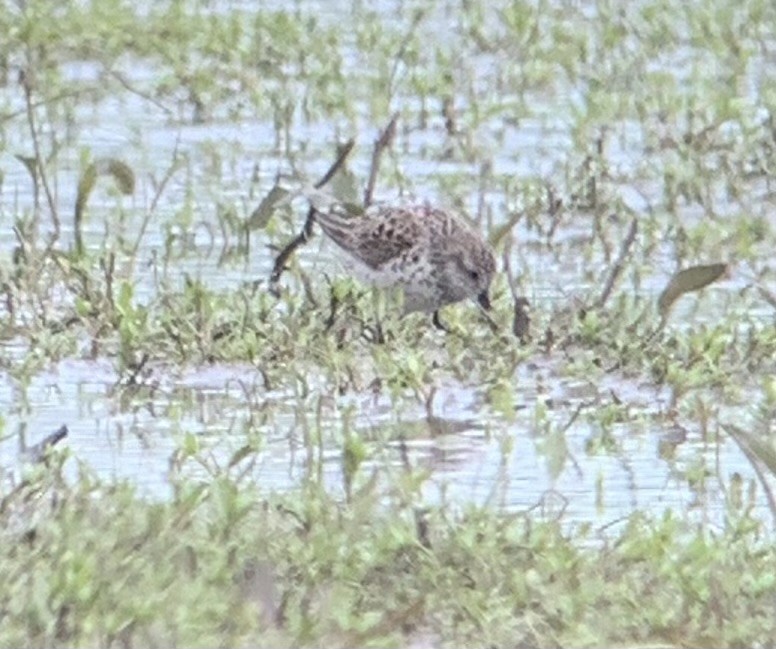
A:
313,203,495,329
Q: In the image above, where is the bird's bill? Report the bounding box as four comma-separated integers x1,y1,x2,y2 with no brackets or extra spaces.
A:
476,291,491,310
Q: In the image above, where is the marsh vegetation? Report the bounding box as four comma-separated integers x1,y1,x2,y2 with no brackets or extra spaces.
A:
1,0,775,646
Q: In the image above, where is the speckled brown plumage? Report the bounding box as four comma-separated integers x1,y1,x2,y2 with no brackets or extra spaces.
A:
314,203,495,314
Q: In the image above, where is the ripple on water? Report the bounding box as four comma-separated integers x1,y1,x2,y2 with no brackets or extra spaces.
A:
1,354,769,533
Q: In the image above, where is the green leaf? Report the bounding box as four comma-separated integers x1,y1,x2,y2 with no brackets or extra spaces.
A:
227,445,254,469
329,166,361,205
74,157,136,254
724,423,776,477
247,183,291,230
657,263,728,317
543,427,568,481
343,435,366,480
75,164,98,224
488,378,515,422
116,281,134,315
14,154,38,182
75,296,93,317
488,210,521,249
98,158,136,195
181,432,200,457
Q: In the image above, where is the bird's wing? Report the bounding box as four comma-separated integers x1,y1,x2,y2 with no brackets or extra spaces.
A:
316,207,420,269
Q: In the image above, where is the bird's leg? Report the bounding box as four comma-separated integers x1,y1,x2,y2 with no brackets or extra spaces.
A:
432,311,450,332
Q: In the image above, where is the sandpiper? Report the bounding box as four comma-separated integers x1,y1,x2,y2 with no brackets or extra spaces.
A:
313,203,496,327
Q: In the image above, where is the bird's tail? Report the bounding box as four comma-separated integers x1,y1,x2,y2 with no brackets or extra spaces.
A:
312,204,363,246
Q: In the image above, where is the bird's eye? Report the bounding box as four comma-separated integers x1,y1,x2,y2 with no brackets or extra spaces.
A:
468,270,479,281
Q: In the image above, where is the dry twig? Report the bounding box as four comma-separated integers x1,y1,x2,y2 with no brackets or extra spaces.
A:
597,216,638,308
269,139,356,288
364,112,398,207
20,69,60,243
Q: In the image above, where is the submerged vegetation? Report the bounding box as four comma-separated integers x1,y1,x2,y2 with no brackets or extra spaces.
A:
0,0,775,646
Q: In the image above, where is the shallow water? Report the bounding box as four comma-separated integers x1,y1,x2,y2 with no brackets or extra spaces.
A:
0,348,769,531
1,0,774,531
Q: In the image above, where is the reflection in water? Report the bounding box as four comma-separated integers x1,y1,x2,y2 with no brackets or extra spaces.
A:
0,0,773,534
0,357,769,530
